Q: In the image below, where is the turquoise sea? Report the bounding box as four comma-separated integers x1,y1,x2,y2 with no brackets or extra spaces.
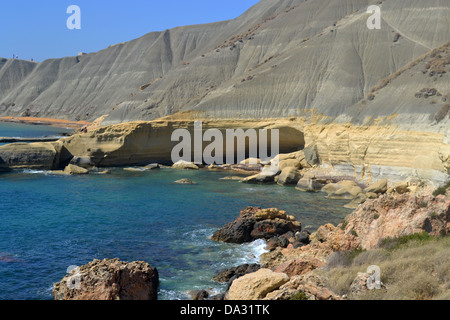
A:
0,123,351,300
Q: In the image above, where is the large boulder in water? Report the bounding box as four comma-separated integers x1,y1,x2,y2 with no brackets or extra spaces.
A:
52,258,159,300
211,207,302,244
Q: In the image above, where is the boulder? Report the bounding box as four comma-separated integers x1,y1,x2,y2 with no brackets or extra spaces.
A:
279,159,301,171
213,264,261,285
225,269,289,300
323,180,363,199
326,181,363,200
296,178,324,192
277,167,303,185
266,235,291,250
302,144,321,167
211,207,302,244
63,164,89,175
172,160,199,170
364,178,388,194
295,231,311,244
52,258,159,300
241,160,281,184
174,178,196,184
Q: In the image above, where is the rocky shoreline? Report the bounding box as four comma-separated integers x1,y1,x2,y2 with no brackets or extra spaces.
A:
197,189,450,301
1,122,448,300
49,173,449,300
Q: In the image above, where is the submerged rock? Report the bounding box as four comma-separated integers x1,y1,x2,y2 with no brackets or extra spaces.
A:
219,176,244,181
174,178,196,184
124,163,160,172
52,258,159,300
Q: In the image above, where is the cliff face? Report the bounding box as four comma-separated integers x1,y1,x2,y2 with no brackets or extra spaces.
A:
1,0,448,129
0,0,449,182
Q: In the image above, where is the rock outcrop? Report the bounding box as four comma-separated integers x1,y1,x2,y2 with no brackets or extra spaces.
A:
59,119,304,167
225,269,289,300
211,207,302,244
208,183,450,301
277,167,303,185
341,193,450,250
0,142,60,171
264,273,343,301
52,258,159,300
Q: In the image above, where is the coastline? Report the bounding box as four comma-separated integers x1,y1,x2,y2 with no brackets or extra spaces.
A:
0,118,449,300
0,116,92,129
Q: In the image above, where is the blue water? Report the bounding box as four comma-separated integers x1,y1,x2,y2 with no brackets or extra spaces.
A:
0,124,351,300
0,122,73,139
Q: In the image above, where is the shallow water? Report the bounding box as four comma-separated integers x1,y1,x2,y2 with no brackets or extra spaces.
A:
0,124,352,300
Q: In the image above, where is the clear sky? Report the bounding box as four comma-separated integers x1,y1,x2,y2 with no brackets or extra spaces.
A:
1,0,260,62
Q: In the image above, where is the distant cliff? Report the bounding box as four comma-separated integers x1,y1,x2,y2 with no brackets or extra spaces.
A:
0,0,448,130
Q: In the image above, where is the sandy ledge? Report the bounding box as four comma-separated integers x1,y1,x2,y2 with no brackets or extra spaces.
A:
0,116,92,129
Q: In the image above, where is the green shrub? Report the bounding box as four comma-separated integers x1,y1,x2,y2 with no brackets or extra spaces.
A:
290,291,308,300
433,180,450,196
378,232,433,251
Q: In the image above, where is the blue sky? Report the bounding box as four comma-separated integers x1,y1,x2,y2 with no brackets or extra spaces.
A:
1,0,260,62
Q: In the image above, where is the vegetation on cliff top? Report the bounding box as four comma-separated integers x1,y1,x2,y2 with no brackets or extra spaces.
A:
321,234,450,300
